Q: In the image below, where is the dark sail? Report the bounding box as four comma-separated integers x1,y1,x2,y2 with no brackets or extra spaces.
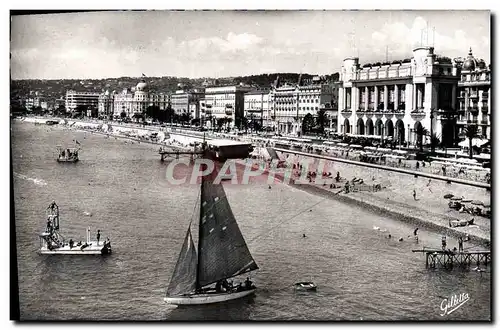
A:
166,226,198,296
197,179,259,288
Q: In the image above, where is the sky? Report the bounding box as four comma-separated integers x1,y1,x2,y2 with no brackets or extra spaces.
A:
10,10,490,80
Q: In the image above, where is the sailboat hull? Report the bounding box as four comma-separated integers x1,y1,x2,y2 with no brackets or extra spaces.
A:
164,289,256,305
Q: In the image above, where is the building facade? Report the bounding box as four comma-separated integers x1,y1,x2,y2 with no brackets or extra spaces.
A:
65,90,100,114
243,89,271,128
170,88,204,119
456,48,491,139
338,46,460,146
98,79,171,119
270,77,336,134
203,85,253,128
98,91,114,118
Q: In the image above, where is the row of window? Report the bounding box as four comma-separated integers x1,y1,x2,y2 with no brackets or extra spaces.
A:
273,107,319,111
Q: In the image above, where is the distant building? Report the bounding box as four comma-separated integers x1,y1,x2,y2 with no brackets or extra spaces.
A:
270,76,336,134
101,79,170,119
98,91,114,118
170,88,204,119
204,85,253,128
23,91,45,110
243,89,271,129
456,48,491,139
338,46,460,146
65,90,100,114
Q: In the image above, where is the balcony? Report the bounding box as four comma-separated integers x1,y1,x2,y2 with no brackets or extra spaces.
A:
341,109,352,116
469,93,479,98
480,119,489,125
468,105,479,112
481,106,489,113
482,92,489,100
225,110,233,116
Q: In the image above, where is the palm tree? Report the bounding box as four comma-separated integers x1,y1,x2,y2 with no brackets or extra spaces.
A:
316,109,328,134
415,125,429,152
463,125,480,159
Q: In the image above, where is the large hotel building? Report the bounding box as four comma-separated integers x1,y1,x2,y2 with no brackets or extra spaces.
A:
269,76,338,134
202,84,253,128
457,48,491,139
338,46,461,146
338,46,491,146
95,80,170,119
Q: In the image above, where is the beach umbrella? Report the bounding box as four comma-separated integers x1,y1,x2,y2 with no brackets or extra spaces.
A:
443,194,454,199
450,196,462,201
461,199,472,203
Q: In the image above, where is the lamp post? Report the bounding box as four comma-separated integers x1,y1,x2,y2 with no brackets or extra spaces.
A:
407,124,410,148
430,108,435,154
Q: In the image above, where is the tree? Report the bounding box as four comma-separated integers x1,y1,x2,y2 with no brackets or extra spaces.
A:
216,117,226,131
90,107,99,118
146,105,161,121
315,109,328,134
164,106,175,123
415,125,429,152
75,105,88,118
180,113,192,125
54,105,66,117
430,133,441,150
302,113,314,134
463,125,480,159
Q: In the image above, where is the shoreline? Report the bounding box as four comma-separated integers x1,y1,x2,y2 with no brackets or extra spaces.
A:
263,169,490,246
15,118,490,246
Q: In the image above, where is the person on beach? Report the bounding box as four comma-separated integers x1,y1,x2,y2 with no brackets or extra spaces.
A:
441,236,447,250
458,236,464,252
412,189,417,200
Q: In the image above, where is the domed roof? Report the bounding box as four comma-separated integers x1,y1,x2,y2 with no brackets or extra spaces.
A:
463,47,477,71
478,59,486,69
136,79,148,91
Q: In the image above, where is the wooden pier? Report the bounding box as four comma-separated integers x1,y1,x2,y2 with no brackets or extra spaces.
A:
159,149,201,162
412,247,491,269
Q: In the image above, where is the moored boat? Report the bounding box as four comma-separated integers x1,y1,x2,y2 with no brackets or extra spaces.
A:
164,140,259,305
56,146,80,163
294,282,317,291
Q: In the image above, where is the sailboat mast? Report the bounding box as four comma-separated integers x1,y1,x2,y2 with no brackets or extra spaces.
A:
195,134,206,291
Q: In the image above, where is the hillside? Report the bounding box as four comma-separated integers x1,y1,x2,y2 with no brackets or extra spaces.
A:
11,72,340,100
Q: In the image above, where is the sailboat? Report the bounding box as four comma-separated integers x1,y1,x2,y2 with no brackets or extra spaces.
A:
164,144,259,305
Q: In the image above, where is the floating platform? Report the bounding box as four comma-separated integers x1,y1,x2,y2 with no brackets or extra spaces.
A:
412,247,490,269
38,234,111,255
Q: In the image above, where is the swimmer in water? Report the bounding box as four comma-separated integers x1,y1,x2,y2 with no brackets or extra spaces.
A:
398,237,403,242
302,234,306,238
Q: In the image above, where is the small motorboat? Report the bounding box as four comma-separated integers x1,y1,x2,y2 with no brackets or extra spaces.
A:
294,282,317,292
56,146,80,163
